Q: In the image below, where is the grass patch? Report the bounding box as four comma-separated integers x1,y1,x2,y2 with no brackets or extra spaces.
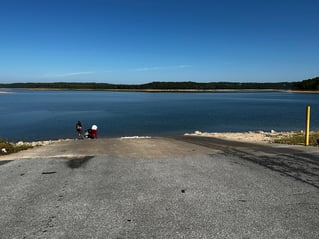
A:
274,131,319,146
0,138,33,156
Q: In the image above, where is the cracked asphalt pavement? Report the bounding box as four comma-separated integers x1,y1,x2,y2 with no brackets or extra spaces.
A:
0,137,319,238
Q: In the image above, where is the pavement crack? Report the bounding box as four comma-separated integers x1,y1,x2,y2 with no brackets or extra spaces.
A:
42,171,57,175
34,215,58,237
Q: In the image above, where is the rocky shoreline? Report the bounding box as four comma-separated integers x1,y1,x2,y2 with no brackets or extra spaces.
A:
14,138,72,147
13,130,299,147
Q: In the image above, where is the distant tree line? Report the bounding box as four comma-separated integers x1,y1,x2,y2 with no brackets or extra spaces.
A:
292,77,319,91
139,81,294,90
0,77,318,91
0,81,294,90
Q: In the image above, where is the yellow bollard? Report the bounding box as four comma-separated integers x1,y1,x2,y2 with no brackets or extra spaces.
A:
305,106,310,146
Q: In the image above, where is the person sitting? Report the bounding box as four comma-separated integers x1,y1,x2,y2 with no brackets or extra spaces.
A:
84,129,92,139
91,124,98,139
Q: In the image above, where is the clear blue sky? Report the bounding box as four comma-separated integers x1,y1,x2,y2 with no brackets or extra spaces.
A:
0,0,318,84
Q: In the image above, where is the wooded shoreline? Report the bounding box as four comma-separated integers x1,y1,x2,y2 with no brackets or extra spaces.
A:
0,77,318,91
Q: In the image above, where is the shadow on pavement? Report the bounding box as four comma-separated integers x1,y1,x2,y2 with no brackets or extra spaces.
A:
66,156,94,169
175,136,319,189
0,160,12,166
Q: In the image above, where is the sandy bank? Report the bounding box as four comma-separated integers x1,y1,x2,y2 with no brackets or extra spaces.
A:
0,91,13,94
184,130,299,143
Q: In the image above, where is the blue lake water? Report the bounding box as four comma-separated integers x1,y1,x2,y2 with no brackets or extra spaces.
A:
1,89,319,142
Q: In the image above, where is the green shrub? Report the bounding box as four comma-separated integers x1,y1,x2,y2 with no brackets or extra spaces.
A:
274,131,319,146
0,138,33,155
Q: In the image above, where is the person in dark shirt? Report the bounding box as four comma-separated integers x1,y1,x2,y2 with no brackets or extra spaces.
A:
76,121,83,139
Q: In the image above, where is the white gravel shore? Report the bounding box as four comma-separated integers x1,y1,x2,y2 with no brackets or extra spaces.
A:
15,139,72,147
184,130,301,143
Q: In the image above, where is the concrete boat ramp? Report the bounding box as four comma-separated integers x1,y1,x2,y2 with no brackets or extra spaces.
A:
0,136,318,238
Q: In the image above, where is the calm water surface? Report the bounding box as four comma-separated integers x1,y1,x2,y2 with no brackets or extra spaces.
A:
1,90,318,141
